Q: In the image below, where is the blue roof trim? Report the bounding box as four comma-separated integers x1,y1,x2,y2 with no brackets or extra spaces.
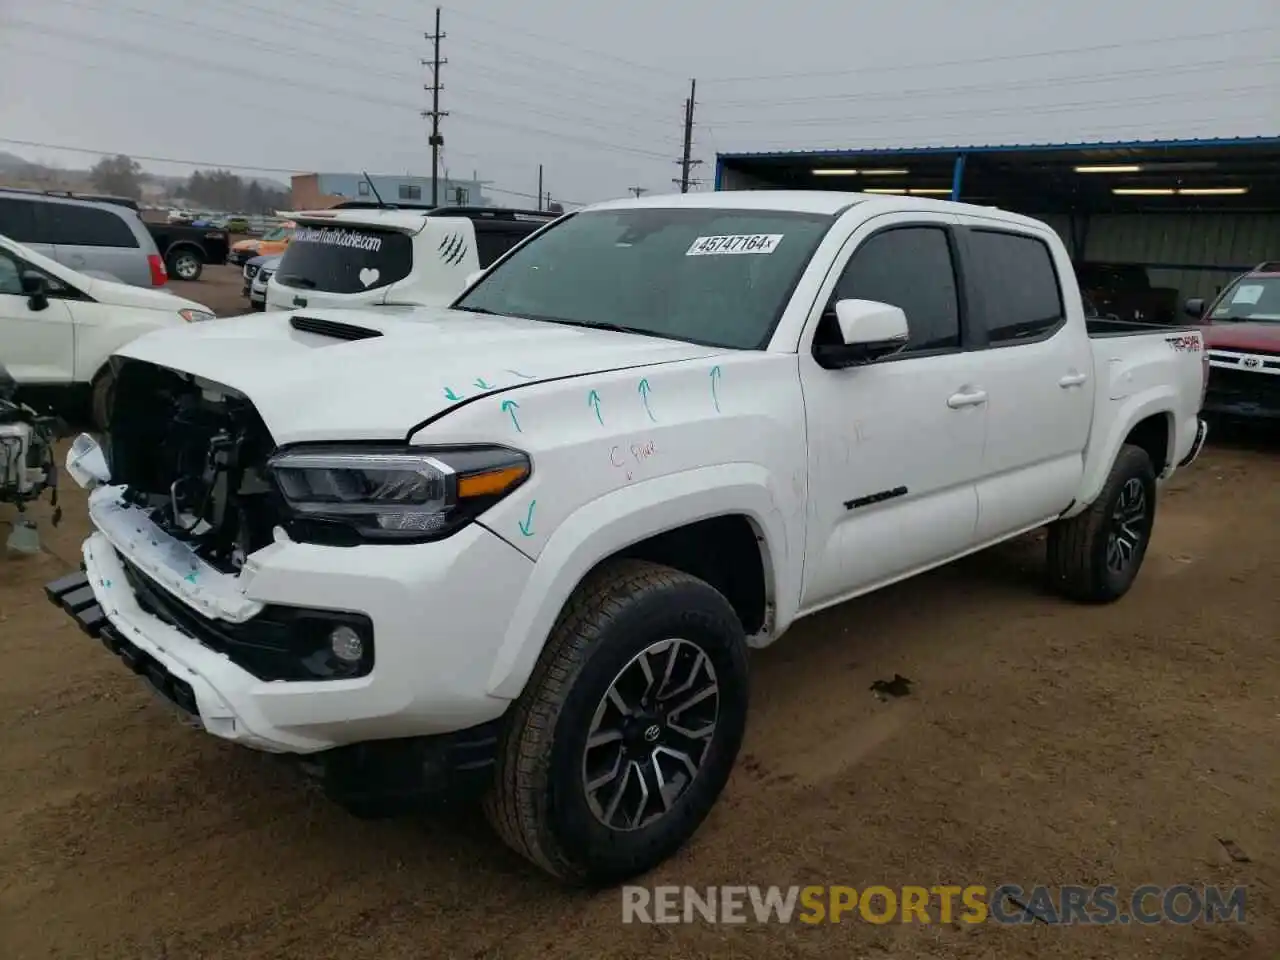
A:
717,135,1280,162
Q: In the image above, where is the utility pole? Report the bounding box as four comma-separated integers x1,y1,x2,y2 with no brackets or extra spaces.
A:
629,186,648,198
537,164,543,210
674,79,702,193
544,190,551,210
421,7,447,207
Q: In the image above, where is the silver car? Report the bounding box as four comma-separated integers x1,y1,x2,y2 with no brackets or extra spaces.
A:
0,189,166,288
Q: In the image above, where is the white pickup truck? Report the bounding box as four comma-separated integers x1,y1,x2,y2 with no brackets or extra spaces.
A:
47,192,1208,886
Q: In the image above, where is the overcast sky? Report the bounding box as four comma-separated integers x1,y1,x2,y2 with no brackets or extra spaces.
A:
1,0,1277,206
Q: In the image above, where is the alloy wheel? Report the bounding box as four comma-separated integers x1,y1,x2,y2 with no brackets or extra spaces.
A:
582,637,720,831
1106,477,1148,575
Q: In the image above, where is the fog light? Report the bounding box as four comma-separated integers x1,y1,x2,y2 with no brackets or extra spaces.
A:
329,625,364,663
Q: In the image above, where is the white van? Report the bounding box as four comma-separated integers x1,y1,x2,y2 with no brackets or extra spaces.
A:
0,233,214,427
265,206,556,312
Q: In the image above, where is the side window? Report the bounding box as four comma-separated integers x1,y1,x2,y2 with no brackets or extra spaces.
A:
0,248,22,294
967,230,1064,344
0,198,45,243
398,184,422,201
357,181,370,196
832,226,961,353
44,204,140,248
474,225,531,268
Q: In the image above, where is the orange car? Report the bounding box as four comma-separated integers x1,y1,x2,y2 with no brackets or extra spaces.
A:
227,221,295,266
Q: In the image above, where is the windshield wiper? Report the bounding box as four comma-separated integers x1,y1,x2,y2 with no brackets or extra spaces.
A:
278,274,316,289
452,305,501,315
523,316,653,336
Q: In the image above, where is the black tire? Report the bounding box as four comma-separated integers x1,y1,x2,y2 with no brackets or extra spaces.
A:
167,248,203,281
251,300,265,312
1047,443,1156,603
90,367,115,432
485,559,749,886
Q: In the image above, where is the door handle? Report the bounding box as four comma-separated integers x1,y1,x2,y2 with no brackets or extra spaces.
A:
947,389,988,409
1059,373,1088,388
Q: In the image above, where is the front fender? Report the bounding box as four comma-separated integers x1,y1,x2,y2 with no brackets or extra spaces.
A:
482,462,790,700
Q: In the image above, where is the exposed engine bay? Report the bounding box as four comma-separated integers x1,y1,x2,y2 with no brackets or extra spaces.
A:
108,359,281,573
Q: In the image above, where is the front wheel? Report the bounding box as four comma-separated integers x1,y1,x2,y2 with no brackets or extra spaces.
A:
90,367,116,432
167,249,203,281
1047,443,1156,602
486,559,749,886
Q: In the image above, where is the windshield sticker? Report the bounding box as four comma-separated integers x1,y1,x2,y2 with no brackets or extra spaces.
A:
1231,285,1264,305
686,234,784,256
293,225,384,251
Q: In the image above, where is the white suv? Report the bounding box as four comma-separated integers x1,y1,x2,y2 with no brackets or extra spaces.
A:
266,205,555,312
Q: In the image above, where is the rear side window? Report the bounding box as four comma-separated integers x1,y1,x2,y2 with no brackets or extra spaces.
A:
832,226,961,353
44,203,140,248
967,230,1064,344
0,197,46,243
474,223,536,268
274,224,412,294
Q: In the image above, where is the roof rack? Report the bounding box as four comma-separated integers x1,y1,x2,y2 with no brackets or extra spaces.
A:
0,186,141,211
324,201,559,222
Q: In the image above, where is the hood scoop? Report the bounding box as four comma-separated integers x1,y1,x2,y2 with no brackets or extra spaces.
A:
289,314,384,342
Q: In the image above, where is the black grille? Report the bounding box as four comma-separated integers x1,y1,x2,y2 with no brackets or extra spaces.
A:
289,315,383,341
120,555,374,681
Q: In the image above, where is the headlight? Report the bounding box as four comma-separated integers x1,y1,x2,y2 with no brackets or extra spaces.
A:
179,308,216,322
268,445,531,543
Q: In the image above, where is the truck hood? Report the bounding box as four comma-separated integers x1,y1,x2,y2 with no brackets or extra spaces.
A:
83,274,212,315
114,307,727,443
1203,321,1280,353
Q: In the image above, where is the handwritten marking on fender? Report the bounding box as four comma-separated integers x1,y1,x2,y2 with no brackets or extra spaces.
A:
638,379,656,421
588,389,604,425
518,500,536,537
709,365,722,412
610,440,657,483
501,399,521,432
1166,335,1202,353
444,387,465,402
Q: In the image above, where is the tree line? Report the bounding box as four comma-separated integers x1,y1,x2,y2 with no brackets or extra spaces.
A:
90,154,290,213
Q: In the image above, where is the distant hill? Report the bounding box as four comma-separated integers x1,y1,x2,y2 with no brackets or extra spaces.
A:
0,149,290,195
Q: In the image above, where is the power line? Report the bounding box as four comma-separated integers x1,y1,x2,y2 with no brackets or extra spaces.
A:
439,4,686,81
698,21,1280,83
4,19,675,162
704,54,1280,111
704,83,1275,131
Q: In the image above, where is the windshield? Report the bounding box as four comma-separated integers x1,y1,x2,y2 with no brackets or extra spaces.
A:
1210,276,1280,323
261,225,292,241
453,207,834,349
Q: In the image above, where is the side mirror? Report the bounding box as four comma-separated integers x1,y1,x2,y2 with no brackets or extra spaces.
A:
815,299,910,369
1184,297,1206,319
21,271,49,311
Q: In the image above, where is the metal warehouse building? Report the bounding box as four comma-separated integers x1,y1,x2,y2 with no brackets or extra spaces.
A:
715,136,1280,312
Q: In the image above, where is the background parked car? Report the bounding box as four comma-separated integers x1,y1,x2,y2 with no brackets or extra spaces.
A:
145,222,230,282
247,254,280,311
0,188,168,287
227,221,295,265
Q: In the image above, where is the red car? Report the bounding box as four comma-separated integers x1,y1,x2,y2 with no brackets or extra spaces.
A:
1185,262,1280,420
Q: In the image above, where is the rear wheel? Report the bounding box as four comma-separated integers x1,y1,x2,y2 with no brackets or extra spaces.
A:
486,559,749,885
1047,443,1156,602
167,249,203,281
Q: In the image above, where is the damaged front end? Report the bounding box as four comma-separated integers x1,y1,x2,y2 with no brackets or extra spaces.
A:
97,358,282,573
60,358,375,685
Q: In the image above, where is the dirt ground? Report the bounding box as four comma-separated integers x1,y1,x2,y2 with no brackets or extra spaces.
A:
1,405,1277,956
178,263,254,317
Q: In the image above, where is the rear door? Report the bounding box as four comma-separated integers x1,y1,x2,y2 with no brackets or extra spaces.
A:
270,221,415,310
959,220,1093,542
45,200,148,286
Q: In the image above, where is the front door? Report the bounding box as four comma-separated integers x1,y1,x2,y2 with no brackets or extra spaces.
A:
798,214,988,612
0,247,75,384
